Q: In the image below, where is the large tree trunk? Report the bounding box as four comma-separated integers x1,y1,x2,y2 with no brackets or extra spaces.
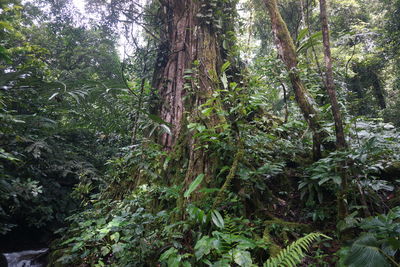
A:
152,0,226,186
263,0,328,159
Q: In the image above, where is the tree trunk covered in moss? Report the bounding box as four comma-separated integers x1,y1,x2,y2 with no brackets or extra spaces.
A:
263,0,328,159
152,0,230,186
319,0,346,150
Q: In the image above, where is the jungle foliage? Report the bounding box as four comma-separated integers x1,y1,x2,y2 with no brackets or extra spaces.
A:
0,0,399,266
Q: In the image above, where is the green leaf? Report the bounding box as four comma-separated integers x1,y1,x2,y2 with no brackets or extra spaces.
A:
233,250,253,266
318,177,330,185
184,174,204,198
0,45,11,63
187,122,198,129
147,113,170,125
234,237,258,250
71,241,84,252
111,243,124,254
160,247,178,261
332,176,342,185
296,28,309,42
387,237,400,250
201,107,213,116
222,40,228,50
212,259,231,267
163,156,170,171
297,31,322,53
196,124,206,132
101,246,110,256
110,232,120,242
95,260,105,267
67,92,80,103
221,61,231,72
211,210,224,229
0,149,20,162
345,234,391,267
194,236,215,259
198,188,220,194
221,72,228,89
167,256,181,267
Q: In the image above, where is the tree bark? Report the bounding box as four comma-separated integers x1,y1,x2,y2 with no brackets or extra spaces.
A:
319,0,346,150
263,0,328,159
152,0,226,186
319,0,349,222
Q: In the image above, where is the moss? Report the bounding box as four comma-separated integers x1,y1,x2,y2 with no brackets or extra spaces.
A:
264,219,311,232
213,139,244,209
263,228,281,257
262,216,312,257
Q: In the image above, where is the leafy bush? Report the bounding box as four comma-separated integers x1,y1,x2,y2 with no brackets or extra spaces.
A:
299,118,400,222
159,210,265,267
55,184,169,266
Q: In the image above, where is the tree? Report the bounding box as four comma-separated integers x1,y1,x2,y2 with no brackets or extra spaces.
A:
0,0,129,236
262,0,330,159
319,0,348,221
319,0,346,150
151,0,236,187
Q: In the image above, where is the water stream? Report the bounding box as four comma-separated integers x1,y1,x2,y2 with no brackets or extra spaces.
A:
2,248,48,267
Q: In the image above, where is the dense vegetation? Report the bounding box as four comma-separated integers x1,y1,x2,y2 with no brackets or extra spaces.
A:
1,0,399,266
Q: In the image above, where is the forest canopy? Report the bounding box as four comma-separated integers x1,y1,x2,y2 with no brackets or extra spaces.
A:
0,0,400,266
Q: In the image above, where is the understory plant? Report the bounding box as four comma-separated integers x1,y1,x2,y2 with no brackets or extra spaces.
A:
160,221,329,267
339,206,400,267
299,118,400,223
53,184,170,267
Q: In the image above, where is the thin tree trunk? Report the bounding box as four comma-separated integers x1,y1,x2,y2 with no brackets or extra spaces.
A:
280,81,289,122
319,0,346,149
263,0,329,159
319,0,349,221
305,0,325,85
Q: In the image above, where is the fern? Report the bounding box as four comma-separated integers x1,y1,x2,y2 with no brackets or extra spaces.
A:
217,215,241,254
264,232,330,267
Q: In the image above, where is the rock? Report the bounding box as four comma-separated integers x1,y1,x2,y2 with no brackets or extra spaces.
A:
0,254,7,267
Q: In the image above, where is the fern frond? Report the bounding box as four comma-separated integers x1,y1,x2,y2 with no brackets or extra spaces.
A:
219,215,240,253
223,215,240,236
264,232,330,267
